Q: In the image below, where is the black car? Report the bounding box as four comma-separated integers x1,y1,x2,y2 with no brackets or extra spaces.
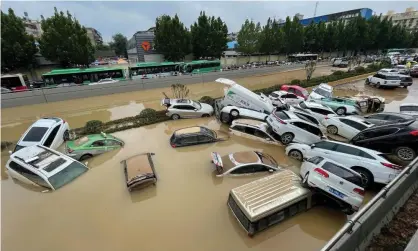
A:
350,120,418,161
170,126,227,148
363,112,416,126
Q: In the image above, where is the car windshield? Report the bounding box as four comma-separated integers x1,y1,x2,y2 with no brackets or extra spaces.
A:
270,92,279,98
22,127,49,142
400,106,418,112
274,111,290,120
256,152,277,167
13,144,25,152
74,137,89,146
192,101,202,110
313,88,332,98
299,102,308,109
48,162,88,189
201,127,216,138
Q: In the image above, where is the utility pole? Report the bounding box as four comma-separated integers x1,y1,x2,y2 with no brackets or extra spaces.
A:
314,2,319,17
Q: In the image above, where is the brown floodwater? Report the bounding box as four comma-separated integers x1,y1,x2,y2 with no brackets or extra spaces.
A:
1,72,416,251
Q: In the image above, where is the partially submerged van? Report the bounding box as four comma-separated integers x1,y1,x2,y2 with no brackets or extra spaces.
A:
215,78,274,114
227,170,315,236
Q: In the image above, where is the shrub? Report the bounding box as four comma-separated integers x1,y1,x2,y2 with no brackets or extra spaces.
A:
332,70,345,76
199,96,215,107
85,120,103,134
354,66,366,74
290,79,301,85
138,108,157,119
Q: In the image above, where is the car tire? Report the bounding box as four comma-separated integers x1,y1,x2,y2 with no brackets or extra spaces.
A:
63,130,70,141
365,79,370,85
395,146,416,161
336,107,346,115
79,154,93,161
220,112,231,124
302,172,310,188
201,114,210,118
352,167,374,188
288,149,303,161
280,132,294,145
171,114,180,120
327,125,338,135
376,83,381,89
230,110,239,118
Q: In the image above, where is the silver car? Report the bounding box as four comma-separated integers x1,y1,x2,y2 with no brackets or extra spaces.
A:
161,98,214,120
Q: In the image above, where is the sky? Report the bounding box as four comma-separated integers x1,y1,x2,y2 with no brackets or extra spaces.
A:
2,1,417,43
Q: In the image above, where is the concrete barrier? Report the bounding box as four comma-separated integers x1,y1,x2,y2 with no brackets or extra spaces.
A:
321,158,418,251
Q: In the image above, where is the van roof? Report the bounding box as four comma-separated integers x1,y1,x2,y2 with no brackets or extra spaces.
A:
230,170,311,221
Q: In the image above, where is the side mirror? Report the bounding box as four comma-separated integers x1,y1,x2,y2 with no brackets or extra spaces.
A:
310,144,316,149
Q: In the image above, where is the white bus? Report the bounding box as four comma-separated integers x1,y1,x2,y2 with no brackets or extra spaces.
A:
1,74,30,92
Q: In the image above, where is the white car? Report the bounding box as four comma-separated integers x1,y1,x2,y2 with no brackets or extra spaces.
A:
6,145,89,190
365,73,401,88
162,98,214,119
13,117,70,153
89,78,119,85
308,83,333,100
298,101,337,123
229,119,282,145
378,68,400,74
285,140,402,187
400,103,418,118
220,106,268,124
300,156,365,214
269,91,304,106
266,109,325,145
322,115,374,140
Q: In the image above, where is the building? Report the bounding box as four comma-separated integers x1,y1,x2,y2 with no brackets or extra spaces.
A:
280,8,373,26
227,32,238,41
86,28,103,46
382,7,418,31
22,12,42,39
127,28,164,63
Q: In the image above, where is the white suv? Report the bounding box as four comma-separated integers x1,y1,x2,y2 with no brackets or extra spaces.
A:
13,117,70,153
266,109,325,145
308,83,333,100
229,119,282,145
301,156,365,214
298,101,337,123
366,73,401,88
285,140,402,187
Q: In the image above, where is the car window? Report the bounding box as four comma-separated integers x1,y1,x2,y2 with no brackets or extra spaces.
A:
292,121,309,131
339,119,368,131
323,162,363,186
43,125,61,147
105,140,122,146
198,135,211,142
310,107,334,115
315,141,337,150
373,74,378,77
182,135,199,144
306,124,323,136
23,127,49,142
313,88,332,98
9,161,51,188
231,125,246,132
334,144,361,156
287,88,295,93
270,92,279,98
177,105,195,110
251,164,269,172
300,113,319,125
360,151,375,160
274,111,290,120
244,127,256,135
47,161,88,189
230,165,254,174
74,137,89,146
254,129,269,139
287,94,298,99
307,156,324,164
91,140,106,147
299,102,308,109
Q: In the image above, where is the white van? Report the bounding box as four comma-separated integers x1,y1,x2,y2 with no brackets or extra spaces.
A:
215,78,274,114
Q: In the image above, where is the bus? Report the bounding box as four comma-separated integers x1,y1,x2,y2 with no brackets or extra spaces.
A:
128,62,182,79
1,74,30,92
181,60,221,74
288,54,318,62
42,67,127,86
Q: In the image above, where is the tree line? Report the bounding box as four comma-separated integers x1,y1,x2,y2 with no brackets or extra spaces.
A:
238,15,418,57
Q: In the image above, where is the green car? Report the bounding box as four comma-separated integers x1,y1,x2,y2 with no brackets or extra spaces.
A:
65,132,124,161
311,97,361,115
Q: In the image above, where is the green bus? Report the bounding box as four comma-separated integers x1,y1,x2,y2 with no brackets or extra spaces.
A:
128,61,182,79
42,67,127,86
181,60,221,74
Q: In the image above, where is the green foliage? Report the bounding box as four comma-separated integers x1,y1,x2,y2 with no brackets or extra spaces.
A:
96,43,111,51
199,96,215,107
259,18,276,56
85,120,103,134
191,12,228,59
354,66,366,74
237,19,262,55
109,33,128,58
332,70,345,76
171,84,190,99
1,8,37,72
154,14,190,61
40,7,95,67
290,79,301,85
138,108,157,119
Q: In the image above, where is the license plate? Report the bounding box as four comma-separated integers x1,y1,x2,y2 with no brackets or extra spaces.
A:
328,187,345,199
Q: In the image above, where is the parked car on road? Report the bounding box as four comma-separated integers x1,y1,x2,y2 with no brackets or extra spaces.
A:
363,112,415,125
398,75,413,88
309,97,361,115
229,119,282,145
308,83,333,100
298,101,337,122
65,132,124,161
267,109,325,145
378,68,400,74
365,73,401,89
6,145,88,190
280,85,309,100
89,78,119,85
400,103,418,118
393,65,409,75
122,152,158,192
350,119,418,161
161,98,214,120
269,91,304,106
285,140,402,187
409,66,418,77
211,151,280,177
300,156,365,215
170,126,227,147
12,117,70,153
322,115,374,140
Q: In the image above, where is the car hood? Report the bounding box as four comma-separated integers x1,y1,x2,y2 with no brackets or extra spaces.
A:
308,92,323,100
200,103,214,112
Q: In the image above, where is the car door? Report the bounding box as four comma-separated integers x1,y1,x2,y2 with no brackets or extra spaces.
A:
353,128,399,153
340,119,368,140
337,118,357,139
309,141,338,158
253,128,276,144
181,135,199,146
289,121,317,144
89,140,107,155
197,135,214,144
332,144,362,168
229,165,256,175
105,139,123,151
43,125,61,149
176,105,196,118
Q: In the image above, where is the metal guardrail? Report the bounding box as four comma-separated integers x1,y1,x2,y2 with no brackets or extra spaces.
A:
321,156,418,251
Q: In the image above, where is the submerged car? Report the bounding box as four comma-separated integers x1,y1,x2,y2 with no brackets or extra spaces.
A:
229,119,282,145
211,151,280,177
65,133,124,161
170,126,227,147
122,152,158,192
310,97,361,115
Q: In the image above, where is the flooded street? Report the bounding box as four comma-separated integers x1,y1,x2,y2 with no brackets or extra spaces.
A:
1,70,417,251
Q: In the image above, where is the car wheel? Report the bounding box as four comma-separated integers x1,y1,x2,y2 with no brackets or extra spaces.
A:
79,154,92,161
302,172,309,188
280,132,294,145
201,114,210,118
352,167,373,188
63,130,70,141
171,114,180,120
288,149,303,161
395,146,416,161
336,107,346,115
365,79,370,85
230,110,239,117
220,112,231,124
327,125,338,135
376,83,381,89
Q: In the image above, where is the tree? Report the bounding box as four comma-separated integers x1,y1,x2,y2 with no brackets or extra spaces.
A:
1,8,37,72
305,60,316,82
154,14,190,61
271,19,284,54
259,18,276,60
237,19,261,56
40,7,95,67
109,33,128,58
96,43,111,51
282,16,304,54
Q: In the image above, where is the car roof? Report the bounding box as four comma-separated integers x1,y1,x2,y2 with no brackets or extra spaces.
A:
232,119,265,128
174,126,202,135
283,85,306,91
171,99,192,105
400,103,418,107
369,112,414,118
231,151,260,164
272,90,288,95
324,140,383,156
303,101,332,110
32,118,60,128
318,83,332,90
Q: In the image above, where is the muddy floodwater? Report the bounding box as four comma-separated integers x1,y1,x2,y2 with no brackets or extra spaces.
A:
1,74,416,251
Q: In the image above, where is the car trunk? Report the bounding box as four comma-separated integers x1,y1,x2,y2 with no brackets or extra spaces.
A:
122,153,157,191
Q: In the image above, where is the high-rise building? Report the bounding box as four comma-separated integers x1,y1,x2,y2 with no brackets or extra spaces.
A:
86,28,103,46
382,7,418,31
127,28,163,62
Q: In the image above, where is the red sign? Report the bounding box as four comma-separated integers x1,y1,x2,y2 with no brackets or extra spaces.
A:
142,41,151,51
